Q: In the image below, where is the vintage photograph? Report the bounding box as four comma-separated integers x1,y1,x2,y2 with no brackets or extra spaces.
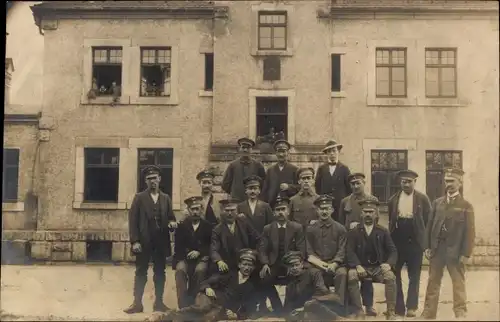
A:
2,0,499,321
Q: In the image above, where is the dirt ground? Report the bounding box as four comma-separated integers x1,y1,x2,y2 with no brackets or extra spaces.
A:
1,264,498,321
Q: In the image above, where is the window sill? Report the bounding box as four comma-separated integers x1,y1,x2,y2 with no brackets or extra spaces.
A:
129,96,179,106
73,202,127,210
367,97,415,107
82,96,130,106
2,202,25,212
199,90,214,97
416,97,469,107
252,49,293,57
331,91,347,98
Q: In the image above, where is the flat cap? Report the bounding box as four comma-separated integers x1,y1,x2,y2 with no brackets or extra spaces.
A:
313,194,334,207
196,169,215,181
274,195,290,208
243,175,263,187
239,248,258,263
237,137,256,148
219,198,241,208
282,251,304,265
358,199,380,210
273,139,291,151
322,139,343,153
297,167,315,178
184,196,203,208
397,169,419,180
444,168,465,179
142,165,161,177
348,172,366,183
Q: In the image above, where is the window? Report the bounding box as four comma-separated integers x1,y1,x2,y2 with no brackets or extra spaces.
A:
137,149,173,197
204,53,214,91
425,48,457,97
426,150,463,202
258,12,287,50
331,54,341,92
2,149,19,202
263,56,281,81
371,150,408,203
92,47,122,96
256,97,288,143
376,48,407,97
84,148,120,202
140,47,172,97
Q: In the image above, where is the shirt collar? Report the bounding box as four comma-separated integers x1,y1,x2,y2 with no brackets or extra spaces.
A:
239,157,251,165
401,190,414,197
447,191,460,199
277,222,287,229
299,189,316,197
227,222,235,229
320,217,334,227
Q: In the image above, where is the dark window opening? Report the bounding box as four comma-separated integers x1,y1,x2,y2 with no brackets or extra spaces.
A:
84,148,120,202
263,56,281,81
92,47,122,96
3,148,19,202
426,150,463,202
140,47,171,97
204,53,214,91
258,11,287,50
86,241,113,262
137,149,173,197
331,54,341,92
256,97,288,144
371,150,408,203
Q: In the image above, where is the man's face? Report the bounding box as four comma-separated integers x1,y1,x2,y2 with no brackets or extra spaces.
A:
325,147,339,163
145,174,161,191
350,179,365,194
200,178,213,193
188,204,203,220
401,178,416,194
287,259,304,277
276,148,288,163
222,205,238,223
361,208,377,225
239,144,251,156
245,184,260,199
298,173,313,191
238,259,255,277
318,204,333,220
445,176,461,194
274,205,289,221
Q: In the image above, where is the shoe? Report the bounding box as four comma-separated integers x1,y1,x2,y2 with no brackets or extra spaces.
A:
385,311,397,320
365,306,377,316
153,301,170,312
420,311,436,320
406,309,417,317
123,302,144,314
455,311,467,319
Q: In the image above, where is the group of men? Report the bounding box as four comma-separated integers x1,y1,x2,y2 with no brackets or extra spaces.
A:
124,137,475,321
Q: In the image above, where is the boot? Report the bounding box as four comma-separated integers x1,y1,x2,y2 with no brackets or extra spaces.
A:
124,275,146,314
385,310,397,320
365,306,377,316
153,275,170,312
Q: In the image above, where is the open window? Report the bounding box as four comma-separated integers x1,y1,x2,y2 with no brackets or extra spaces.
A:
256,97,288,143
91,47,122,97
140,47,172,97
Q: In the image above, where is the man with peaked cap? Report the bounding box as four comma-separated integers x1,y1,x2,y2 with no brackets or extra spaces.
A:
174,249,261,322
346,199,398,320
338,172,378,316
289,167,319,229
258,195,306,314
306,195,348,305
314,139,352,222
124,165,177,314
210,198,260,274
421,168,475,320
237,175,274,234
261,139,300,206
196,169,221,226
173,196,213,309
282,251,346,321
387,170,432,317
222,137,266,201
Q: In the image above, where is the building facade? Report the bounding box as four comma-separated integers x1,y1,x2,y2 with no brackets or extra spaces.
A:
3,0,499,265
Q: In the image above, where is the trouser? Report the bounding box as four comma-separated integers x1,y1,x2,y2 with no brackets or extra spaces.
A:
394,241,423,314
360,280,374,307
175,259,209,309
422,242,467,318
259,263,289,312
132,240,167,304
347,266,397,313
322,267,348,307
286,295,344,321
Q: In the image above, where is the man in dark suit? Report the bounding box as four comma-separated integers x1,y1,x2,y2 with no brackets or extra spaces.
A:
388,170,432,317
173,196,213,309
210,198,260,273
421,168,475,320
258,195,306,314
261,140,300,206
346,199,398,320
222,138,266,201
197,170,221,226
314,139,352,222
237,175,274,234
124,165,177,314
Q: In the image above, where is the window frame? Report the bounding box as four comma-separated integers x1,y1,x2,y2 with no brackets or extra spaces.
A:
425,150,463,201
91,46,123,97
255,96,289,141
136,148,174,197
257,11,288,51
425,48,458,98
375,47,408,98
2,148,20,203
370,149,409,204
83,148,120,203
139,46,172,97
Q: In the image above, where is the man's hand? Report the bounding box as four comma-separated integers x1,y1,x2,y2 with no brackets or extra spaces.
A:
187,250,200,260
168,221,178,229
237,213,246,218
424,249,433,260
291,308,304,316
131,242,142,254
280,183,290,191
217,260,229,272
205,287,216,298
326,262,338,274
226,309,238,319
349,221,360,230
380,263,391,273
309,220,318,225
356,265,367,278
459,256,469,265
260,264,271,278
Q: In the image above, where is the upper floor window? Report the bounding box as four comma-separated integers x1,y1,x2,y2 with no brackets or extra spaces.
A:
84,148,120,202
3,148,19,202
258,12,287,50
331,54,342,92
425,48,457,98
376,48,407,98
371,150,408,203
140,47,172,97
92,47,122,97
204,53,214,91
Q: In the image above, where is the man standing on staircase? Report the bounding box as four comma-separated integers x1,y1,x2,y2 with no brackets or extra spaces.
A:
124,165,177,314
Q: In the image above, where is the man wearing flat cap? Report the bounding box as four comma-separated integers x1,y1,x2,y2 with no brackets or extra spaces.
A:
237,175,274,235
282,251,347,321
173,196,213,309
196,169,221,226
346,199,398,320
306,195,349,305
261,139,300,206
289,167,319,229
387,170,431,317
125,165,177,314
315,139,352,222
421,168,475,320
222,137,266,202
210,198,260,274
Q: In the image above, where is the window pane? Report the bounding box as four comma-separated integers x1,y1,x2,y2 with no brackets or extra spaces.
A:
331,54,341,92
273,37,286,49
372,172,387,186
391,50,405,64
93,49,108,63
84,168,119,202
139,150,155,165
274,27,286,39
392,81,406,96
109,49,122,63
260,27,271,38
4,149,19,165
426,50,439,65
425,68,439,97
376,50,390,65
157,49,171,64
392,67,405,81
376,67,389,96
372,186,386,202
259,37,272,49
441,50,456,65
85,148,103,165
142,49,156,64
157,149,174,166
278,14,286,24
102,150,120,165
442,68,456,96
442,67,456,82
